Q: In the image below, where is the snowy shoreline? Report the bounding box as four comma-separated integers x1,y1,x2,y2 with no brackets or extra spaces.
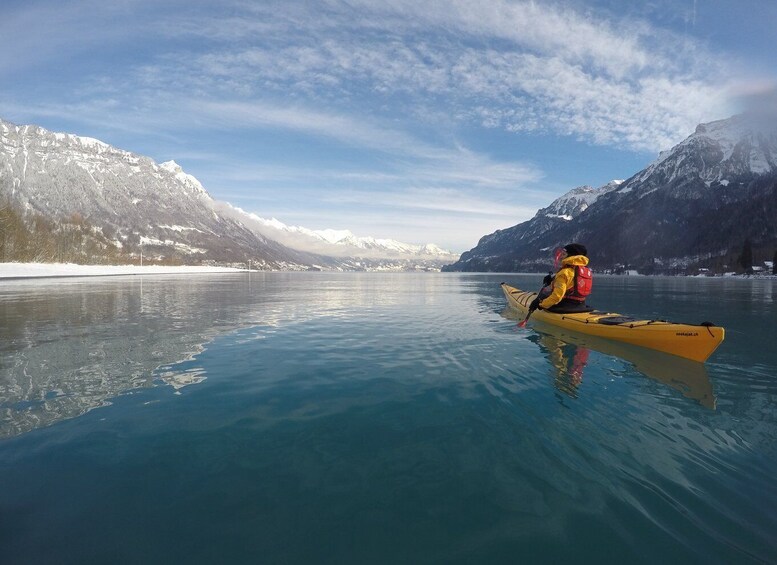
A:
1,262,774,280
0,262,246,280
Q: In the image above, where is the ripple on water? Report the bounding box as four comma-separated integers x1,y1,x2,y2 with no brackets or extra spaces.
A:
0,273,776,563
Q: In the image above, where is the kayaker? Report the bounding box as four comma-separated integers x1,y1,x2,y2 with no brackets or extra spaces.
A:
529,243,593,313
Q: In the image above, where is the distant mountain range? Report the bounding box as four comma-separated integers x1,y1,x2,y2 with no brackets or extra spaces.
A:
219,204,458,261
444,113,777,274
0,118,455,271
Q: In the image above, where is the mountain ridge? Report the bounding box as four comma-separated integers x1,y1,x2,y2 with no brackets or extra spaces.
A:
0,117,453,270
444,112,777,274
220,204,458,260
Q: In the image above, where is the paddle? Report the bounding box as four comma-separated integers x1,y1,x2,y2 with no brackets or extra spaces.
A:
516,306,535,328
517,286,544,328
517,248,564,328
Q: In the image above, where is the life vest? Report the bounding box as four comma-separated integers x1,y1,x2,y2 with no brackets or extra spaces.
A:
565,266,593,302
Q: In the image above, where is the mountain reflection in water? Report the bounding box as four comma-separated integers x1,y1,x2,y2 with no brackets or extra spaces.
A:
0,272,466,438
0,273,316,438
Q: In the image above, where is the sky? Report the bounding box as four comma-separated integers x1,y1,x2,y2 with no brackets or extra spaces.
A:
1,0,775,253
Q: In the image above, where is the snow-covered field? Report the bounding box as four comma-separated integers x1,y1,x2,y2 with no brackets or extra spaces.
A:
0,263,245,279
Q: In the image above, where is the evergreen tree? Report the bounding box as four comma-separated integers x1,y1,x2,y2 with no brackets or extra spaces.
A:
739,239,754,274
773,250,777,275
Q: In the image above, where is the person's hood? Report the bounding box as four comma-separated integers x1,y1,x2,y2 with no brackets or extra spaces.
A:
561,255,589,267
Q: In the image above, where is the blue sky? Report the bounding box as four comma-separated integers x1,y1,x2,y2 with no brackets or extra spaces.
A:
1,0,775,252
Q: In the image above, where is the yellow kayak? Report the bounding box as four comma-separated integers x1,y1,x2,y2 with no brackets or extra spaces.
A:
501,283,724,363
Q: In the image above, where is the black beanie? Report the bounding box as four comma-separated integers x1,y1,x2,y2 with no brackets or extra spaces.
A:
564,243,587,257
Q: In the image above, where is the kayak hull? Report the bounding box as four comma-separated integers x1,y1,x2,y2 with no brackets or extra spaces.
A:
501,283,724,363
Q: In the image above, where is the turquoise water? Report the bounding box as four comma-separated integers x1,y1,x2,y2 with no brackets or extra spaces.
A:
0,273,776,564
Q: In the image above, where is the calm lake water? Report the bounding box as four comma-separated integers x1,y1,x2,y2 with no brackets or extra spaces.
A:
1,272,776,564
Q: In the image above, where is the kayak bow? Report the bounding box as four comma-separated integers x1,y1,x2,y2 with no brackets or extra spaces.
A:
501,283,724,363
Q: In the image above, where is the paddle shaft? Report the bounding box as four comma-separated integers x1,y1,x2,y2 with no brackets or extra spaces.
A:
517,289,542,328
517,250,562,328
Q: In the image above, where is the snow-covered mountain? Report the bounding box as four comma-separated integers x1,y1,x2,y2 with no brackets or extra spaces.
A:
445,112,777,273
539,181,623,220
445,179,623,270
0,119,319,268
218,204,458,261
0,118,454,270
635,115,776,185
613,113,777,198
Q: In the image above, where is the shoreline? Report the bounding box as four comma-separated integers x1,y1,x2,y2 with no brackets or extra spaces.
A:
0,262,246,280
2,262,775,281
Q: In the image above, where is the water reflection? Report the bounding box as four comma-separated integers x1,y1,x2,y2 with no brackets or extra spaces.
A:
528,332,589,398
502,308,716,409
0,273,480,438
0,273,327,438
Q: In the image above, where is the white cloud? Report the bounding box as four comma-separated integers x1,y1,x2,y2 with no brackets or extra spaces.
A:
186,99,543,187
1,0,758,251
143,0,738,153
322,186,534,217
5,0,742,153
191,99,435,158
339,0,653,77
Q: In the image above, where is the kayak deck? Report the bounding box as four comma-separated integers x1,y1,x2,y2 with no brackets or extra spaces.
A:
501,283,724,363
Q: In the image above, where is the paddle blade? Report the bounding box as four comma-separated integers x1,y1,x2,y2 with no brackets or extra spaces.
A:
517,318,528,328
